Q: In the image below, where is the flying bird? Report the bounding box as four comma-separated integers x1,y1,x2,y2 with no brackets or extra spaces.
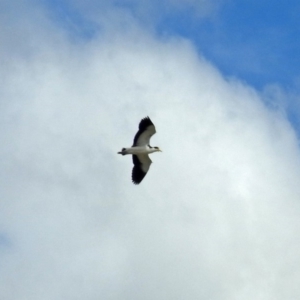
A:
118,116,162,184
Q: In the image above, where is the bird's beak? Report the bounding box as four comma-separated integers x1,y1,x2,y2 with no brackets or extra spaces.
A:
159,149,162,152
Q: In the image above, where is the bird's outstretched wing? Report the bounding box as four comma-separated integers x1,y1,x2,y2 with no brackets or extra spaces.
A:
132,154,152,184
133,116,156,146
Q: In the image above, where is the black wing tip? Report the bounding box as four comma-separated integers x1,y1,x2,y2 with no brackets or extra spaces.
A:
131,161,147,184
138,116,154,129
132,178,145,185
131,172,147,184
142,116,153,124
132,179,141,185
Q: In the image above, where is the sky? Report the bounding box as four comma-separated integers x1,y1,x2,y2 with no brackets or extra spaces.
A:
1,0,300,299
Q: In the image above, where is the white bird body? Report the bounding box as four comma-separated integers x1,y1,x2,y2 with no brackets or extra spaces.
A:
119,146,159,155
118,116,161,184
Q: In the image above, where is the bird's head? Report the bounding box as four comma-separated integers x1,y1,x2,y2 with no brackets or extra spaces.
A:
154,146,162,152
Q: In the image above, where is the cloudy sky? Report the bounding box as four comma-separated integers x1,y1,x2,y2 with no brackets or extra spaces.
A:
1,0,300,299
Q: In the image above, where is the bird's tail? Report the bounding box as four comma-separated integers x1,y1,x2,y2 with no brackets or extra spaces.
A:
117,148,127,156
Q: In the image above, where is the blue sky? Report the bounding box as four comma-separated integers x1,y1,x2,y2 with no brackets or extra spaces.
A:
43,0,300,90
158,0,300,89
2,1,300,299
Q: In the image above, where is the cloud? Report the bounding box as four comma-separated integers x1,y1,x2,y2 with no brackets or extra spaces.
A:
1,2,300,300
57,0,224,31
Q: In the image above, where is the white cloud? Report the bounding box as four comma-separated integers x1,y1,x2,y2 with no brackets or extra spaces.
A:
1,2,300,300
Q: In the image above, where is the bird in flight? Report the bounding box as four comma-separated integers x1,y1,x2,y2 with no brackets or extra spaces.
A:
118,116,162,184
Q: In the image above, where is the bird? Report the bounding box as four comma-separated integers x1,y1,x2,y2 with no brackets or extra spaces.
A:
118,116,162,184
